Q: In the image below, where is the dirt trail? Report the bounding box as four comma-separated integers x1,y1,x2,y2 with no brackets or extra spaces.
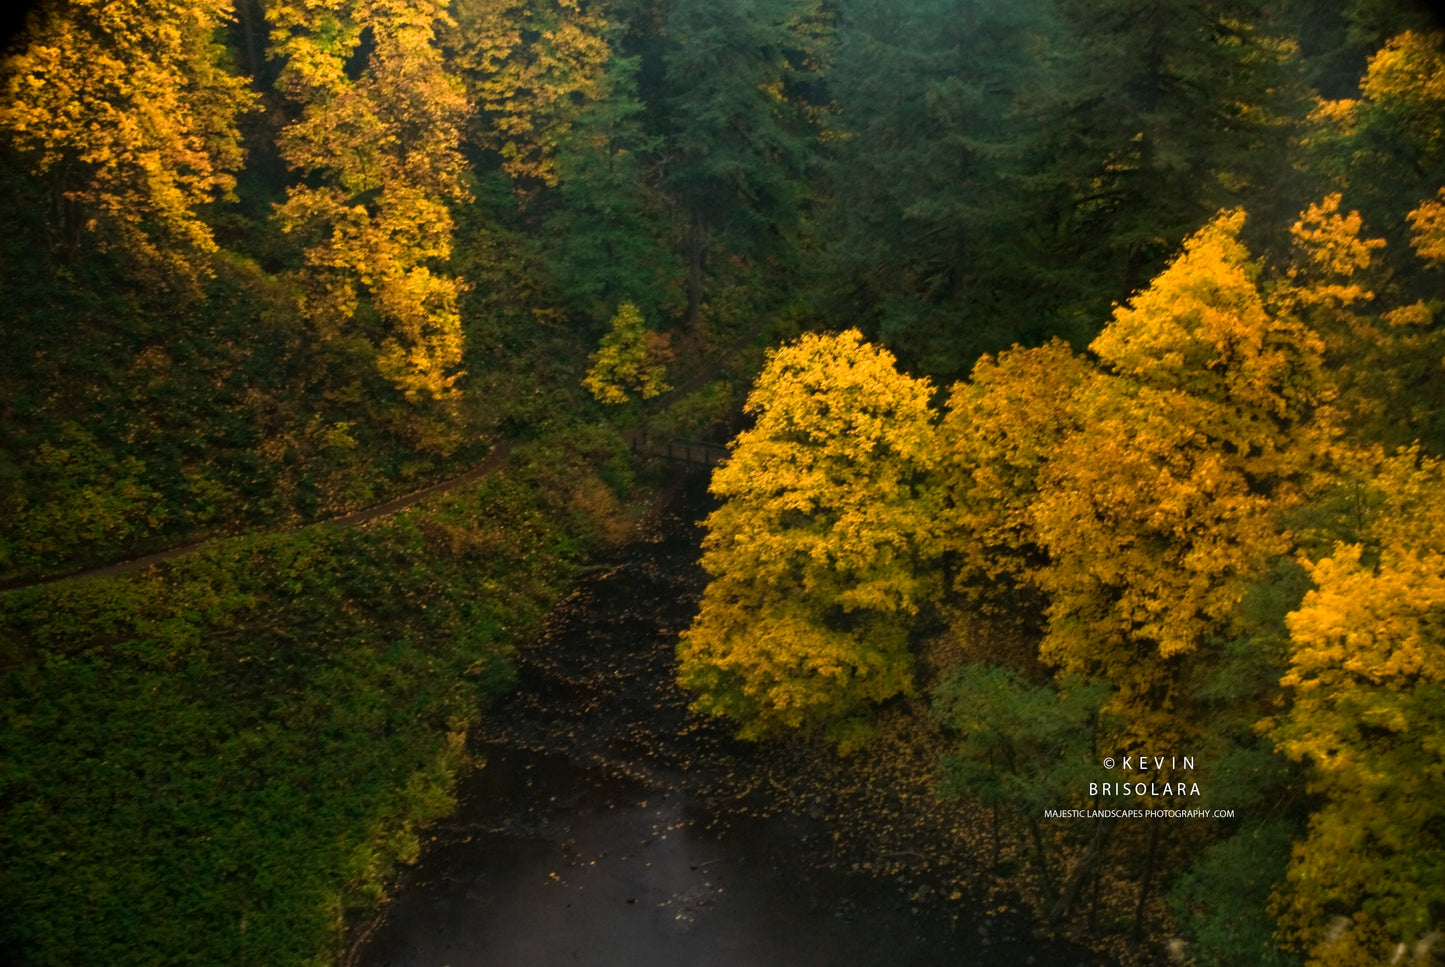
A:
4,315,771,594
0,441,518,592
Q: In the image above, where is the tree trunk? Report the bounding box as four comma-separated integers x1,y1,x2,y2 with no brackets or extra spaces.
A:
1026,815,1055,902
1132,821,1162,940
686,210,706,327
237,0,263,83
1049,818,1112,926
990,802,1001,868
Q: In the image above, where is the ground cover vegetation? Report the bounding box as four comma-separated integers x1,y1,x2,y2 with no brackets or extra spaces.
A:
0,436,629,965
1,0,1442,964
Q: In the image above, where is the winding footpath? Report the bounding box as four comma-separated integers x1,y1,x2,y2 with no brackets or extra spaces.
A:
0,441,519,592
2,314,774,593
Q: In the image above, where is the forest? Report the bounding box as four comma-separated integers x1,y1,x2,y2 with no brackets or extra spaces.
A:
1,0,1443,964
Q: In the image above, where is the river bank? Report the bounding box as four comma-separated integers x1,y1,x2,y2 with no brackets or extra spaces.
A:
356,472,1118,966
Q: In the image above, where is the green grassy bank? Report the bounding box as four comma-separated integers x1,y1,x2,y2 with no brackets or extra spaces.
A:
0,429,632,966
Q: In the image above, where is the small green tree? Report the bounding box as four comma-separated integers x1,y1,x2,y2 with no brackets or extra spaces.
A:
1167,821,1302,967
581,302,670,404
934,665,1106,894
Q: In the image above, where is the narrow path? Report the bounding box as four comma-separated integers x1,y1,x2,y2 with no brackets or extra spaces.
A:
0,441,518,592
2,313,780,592
4,315,774,594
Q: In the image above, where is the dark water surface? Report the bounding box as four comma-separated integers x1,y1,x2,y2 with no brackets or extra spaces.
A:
358,475,1114,967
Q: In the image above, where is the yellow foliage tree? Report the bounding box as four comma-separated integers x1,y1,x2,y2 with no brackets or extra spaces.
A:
269,0,471,401
939,338,1100,601
1409,187,1445,265
581,302,669,404
1300,30,1445,291
1357,30,1445,153
447,0,615,188
1276,193,1445,452
1273,194,1406,439
1274,448,1445,967
948,213,1331,747
0,0,252,276
677,330,942,745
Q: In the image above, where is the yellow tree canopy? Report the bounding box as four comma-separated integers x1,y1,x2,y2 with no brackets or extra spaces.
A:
939,338,1099,598
1409,187,1445,265
447,0,615,187
0,0,252,275
677,330,942,745
269,0,471,401
1274,448,1445,967
581,302,670,404
1278,193,1445,452
1358,29,1445,147
963,213,1331,747
1301,30,1445,229
1092,210,1329,464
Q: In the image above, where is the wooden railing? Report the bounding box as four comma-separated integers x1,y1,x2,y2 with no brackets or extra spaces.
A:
629,434,730,469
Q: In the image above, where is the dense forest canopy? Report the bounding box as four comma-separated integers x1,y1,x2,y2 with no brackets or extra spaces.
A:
1,0,1443,965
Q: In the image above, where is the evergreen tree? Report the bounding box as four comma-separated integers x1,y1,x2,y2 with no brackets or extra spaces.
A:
821,0,1308,378
537,43,681,324
1041,0,1309,303
661,0,825,323
821,0,1061,375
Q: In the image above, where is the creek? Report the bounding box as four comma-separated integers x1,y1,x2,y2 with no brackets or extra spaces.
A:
357,473,1115,967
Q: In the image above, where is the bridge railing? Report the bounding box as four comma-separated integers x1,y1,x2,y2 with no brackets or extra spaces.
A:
630,434,730,468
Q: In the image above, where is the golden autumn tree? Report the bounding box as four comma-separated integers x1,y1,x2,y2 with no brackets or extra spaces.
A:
1274,193,1386,367
1268,192,1445,452
1301,30,1445,284
1409,187,1445,265
581,302,669,404
446,0,615,189
938,338,1100,606
1273,447,1445,967
268,0,471,402
677,330,942,746
1008,212,1329,747
1352,30,1445,207
0,0,252,275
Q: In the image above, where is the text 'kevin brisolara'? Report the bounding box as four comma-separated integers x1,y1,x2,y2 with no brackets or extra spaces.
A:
1092,780,1201,796
1045,809,1227,819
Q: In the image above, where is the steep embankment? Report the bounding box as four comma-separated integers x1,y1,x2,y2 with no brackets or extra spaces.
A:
0,430,632,966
